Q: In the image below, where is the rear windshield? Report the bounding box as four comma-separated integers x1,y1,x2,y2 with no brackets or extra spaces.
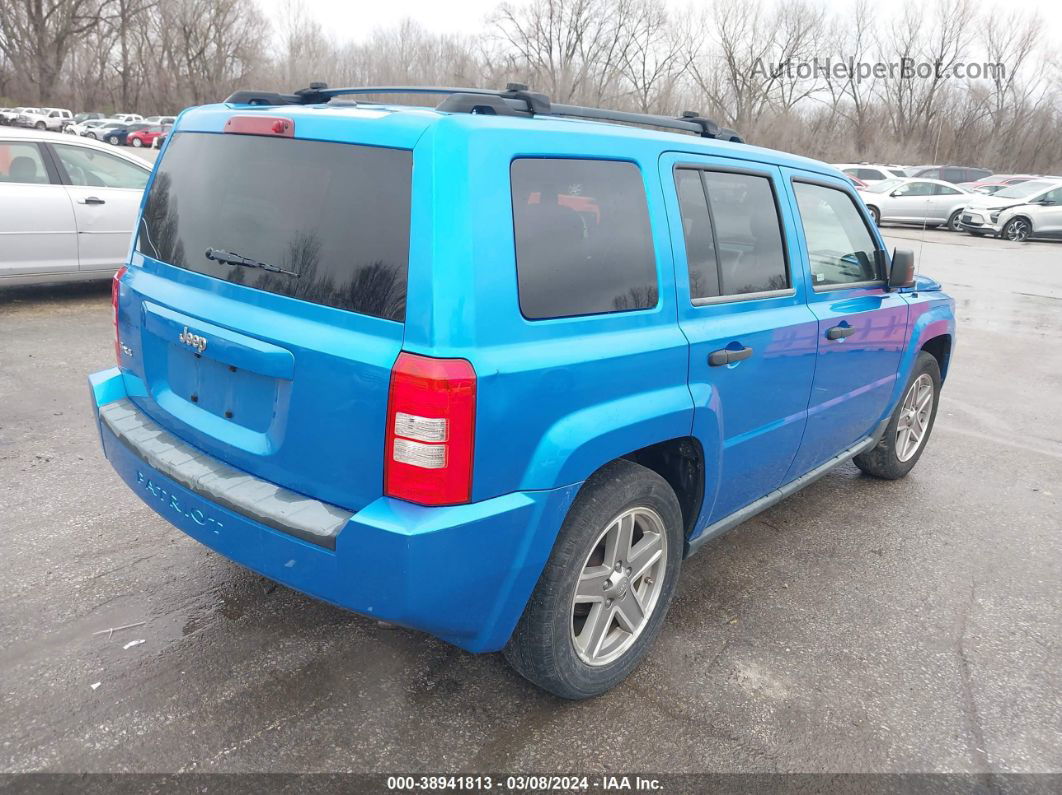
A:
137,131,412,322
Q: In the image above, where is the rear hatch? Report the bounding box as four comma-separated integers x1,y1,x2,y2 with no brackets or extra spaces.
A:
120,119,414,511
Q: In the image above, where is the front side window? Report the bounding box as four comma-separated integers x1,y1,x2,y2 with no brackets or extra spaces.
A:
52,144,148,190
511,158,657,319
934,184,961,196
894,181,934,197
1039,187,1062,205
0,142,49,184
793,182,881,287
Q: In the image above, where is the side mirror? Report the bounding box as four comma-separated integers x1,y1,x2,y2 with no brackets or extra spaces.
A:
889,248,916,289
890,190,903,197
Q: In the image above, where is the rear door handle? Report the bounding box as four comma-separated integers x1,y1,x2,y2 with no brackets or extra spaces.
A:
708,346,753,366
78,196,105,205
826,325,856,340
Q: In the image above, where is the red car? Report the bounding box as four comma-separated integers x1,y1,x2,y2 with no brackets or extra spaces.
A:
126,125,168,148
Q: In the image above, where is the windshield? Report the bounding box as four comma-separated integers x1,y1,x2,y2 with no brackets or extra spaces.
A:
994,180,1056,199
137,131,412,322
865,178,905,194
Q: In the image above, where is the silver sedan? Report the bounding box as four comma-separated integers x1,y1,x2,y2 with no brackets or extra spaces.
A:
859,178,975,232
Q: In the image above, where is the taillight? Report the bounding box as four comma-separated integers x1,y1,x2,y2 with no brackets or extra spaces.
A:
384,352,476,506
112,266,127,366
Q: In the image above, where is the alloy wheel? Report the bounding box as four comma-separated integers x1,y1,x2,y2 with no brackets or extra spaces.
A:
896,373,934,462
570,506,668,666
1005,219,1031,242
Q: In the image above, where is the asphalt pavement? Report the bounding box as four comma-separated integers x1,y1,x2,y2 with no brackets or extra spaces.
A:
0,228,1059,776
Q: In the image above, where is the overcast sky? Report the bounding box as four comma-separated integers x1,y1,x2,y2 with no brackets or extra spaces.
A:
257,0,1062,45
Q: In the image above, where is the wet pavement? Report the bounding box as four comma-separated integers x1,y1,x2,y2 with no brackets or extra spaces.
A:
0,229,1059,774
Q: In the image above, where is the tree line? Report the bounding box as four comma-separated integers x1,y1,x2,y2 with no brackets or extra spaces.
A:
2,0,1060,172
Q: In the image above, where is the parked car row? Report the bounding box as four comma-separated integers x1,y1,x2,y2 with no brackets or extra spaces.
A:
0,107,175,147
856,174,1062,241
835,162,995,185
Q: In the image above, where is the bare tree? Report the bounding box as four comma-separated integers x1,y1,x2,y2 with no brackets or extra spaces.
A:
0,0,111,103
619,0,689,113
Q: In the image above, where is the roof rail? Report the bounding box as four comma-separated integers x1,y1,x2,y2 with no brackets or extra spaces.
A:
221,83,743,143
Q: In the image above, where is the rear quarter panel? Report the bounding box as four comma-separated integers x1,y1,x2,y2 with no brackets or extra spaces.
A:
403,117,694,501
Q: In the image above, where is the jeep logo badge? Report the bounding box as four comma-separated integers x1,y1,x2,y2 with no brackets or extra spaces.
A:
178,326,207,354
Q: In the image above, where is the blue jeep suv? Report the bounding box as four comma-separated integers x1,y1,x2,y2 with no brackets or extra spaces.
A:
89,84,956,699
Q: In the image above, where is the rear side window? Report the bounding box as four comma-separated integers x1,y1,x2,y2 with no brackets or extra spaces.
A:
137,132,411,322
674,168,789,300
793,182,880,287
0,142,49,184
511,158,657,319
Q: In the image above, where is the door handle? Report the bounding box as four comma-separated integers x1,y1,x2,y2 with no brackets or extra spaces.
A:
708,346,753,366
78,196,106,205
826,325,856,340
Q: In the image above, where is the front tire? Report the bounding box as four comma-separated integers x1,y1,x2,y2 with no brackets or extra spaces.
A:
35,121,46,129
108,135,119,145
854,351,941,480
504,459,683,699
131,137,143,147
1002,217,1032,242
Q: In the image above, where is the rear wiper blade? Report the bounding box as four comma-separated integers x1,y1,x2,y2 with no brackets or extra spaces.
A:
205,247,298,277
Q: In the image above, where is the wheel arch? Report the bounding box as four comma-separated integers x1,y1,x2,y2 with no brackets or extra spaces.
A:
1003,214,1035,238
622,436,705,541
921,334,953,381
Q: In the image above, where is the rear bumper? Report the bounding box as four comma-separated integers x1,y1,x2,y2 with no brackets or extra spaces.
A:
89,368,579,652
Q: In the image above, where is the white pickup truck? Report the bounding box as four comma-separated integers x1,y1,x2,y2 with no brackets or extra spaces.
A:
17,107,73,131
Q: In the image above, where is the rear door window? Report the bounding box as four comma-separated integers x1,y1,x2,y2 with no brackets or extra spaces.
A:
137,132,412,322
511,158,657,319
0,142,50,184
793,181,881,287
674,168,789,300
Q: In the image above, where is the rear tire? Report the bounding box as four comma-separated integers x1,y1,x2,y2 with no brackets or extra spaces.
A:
854,352,941,480
131,137,143,147
35,121,46,129
867,205,881,225
946,209,964,232
108,135,119,145
504,459,683,699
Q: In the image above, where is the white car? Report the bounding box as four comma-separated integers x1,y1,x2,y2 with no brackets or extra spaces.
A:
960,179,1062,240
143,115,176,125
834,163,910,184
112,113,144,123
0,126,151,286
859,178,975,231
69,119,111,138
17,107,73,131
5,107,42,125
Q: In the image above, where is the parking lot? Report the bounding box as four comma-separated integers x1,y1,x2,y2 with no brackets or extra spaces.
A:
0,228,1059,774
